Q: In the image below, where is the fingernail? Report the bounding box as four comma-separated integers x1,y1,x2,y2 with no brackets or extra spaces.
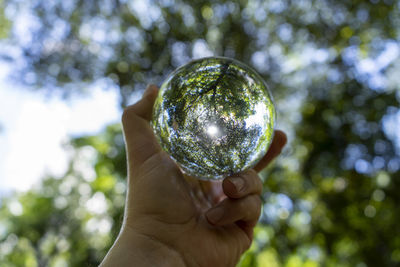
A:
229,176,245,192
206,207,224,224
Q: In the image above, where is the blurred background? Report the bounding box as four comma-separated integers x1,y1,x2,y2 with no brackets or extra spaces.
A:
0,0,399,266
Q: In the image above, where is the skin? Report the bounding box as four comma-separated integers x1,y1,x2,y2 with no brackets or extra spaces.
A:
100,84,287,267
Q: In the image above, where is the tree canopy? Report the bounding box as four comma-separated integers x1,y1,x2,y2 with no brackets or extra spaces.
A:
1,0,400,266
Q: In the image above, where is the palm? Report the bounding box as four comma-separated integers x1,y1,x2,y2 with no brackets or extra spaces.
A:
182,176,252,266
129,154,252,266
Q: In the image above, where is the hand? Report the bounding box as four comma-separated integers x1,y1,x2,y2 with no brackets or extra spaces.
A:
101,85,287,267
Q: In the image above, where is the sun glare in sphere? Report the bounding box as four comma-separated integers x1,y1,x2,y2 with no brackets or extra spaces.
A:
207,125,219,137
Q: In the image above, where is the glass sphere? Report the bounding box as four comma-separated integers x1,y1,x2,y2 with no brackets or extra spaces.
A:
152,57,275,180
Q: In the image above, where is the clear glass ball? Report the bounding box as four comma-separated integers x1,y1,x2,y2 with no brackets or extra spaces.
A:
152,57,275,180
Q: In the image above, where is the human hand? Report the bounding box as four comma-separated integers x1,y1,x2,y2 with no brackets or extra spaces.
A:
101,84,287,267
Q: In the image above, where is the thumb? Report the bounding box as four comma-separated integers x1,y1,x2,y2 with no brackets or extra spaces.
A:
122,84,161,169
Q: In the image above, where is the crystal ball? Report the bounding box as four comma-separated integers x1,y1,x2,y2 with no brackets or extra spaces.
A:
152,57,275,180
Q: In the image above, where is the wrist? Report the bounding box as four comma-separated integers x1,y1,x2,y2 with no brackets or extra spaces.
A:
100,226,186,267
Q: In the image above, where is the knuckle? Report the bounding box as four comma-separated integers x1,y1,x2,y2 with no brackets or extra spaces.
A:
243,238,252,250
250,195,262,209
248,195,262,219
247,168,258,176
254,177,263,194
244,209,252,219
122,105,140,126
244,169,259,182
242,169,263,194
122,107,133,123
237,199,248,211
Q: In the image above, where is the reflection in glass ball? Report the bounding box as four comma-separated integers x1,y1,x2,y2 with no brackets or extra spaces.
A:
152,57,275,180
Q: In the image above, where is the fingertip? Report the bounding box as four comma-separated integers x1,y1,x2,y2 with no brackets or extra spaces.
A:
223,170,261,198
143,84,159,100
206,206,224,225
122,85,159,123
275,130,288,148
222,177,240,197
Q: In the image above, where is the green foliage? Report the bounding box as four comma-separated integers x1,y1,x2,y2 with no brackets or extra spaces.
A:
0,0,10,39
1,0,400,266
0,125,126,266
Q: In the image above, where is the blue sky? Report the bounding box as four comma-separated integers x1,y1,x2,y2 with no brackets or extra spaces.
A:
0,61,121,195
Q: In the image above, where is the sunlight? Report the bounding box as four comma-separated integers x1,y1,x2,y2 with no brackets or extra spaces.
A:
207,124,219,137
